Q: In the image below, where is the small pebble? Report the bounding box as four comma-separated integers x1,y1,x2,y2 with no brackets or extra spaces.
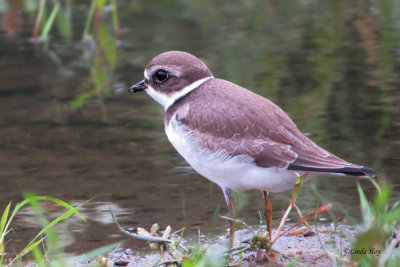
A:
255,249,270,263
303,231,316,237
125,248,135,256
112,251,124,258
113,260,129,266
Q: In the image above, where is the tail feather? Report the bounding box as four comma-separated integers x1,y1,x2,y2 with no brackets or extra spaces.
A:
287,164,376,177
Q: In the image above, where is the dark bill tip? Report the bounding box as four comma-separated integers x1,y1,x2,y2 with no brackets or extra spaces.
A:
129,80,146,93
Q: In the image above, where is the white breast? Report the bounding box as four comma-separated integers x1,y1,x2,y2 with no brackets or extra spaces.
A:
165,117,310,193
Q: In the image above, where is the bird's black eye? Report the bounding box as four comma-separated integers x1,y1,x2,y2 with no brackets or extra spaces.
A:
154,70,169,82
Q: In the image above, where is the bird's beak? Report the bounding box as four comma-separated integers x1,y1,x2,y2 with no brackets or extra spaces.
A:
129,80,146,93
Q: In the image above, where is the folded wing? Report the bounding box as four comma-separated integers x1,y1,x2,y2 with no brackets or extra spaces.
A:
169,78,375,177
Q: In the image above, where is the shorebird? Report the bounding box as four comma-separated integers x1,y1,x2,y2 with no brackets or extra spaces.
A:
129,51,375,247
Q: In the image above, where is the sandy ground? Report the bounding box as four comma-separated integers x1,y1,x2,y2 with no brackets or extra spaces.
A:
82,224,361,267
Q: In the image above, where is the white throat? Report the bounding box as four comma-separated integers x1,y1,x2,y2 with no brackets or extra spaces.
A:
145,76,213,110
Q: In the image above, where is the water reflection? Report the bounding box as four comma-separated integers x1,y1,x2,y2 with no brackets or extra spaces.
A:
0,0,399,255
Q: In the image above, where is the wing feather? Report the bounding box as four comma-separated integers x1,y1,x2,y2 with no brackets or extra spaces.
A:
167,78,369,173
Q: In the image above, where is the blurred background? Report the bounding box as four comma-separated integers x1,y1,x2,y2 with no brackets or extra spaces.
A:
0,0,399,255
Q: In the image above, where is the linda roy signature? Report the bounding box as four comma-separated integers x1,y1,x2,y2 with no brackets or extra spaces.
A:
344,248,382,256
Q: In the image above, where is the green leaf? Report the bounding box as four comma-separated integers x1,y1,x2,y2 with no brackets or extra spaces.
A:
34,205,83,240
23,194,86,222
367,177,381,195
26,193,58,246
0,202,11,238
11,205,83,264
357,183,372,226
41,3,60,40
392,200,400,210
96,0,108,9
93,57,108,93
69,90,96,108
0,202,11,253
24,0,38,12
286,258,300,267
8,195,88,265
98,23,117,70
82,0,97,40
67,242,121,264
32,245,46,267
373,184,391,215
210,206,220,239
110,0,120,35
56,6,72,43
0,200,34,250
20,237,46,258
386,208,400,225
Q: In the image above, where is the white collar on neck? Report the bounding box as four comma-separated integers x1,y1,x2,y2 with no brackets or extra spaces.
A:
145,76,214,110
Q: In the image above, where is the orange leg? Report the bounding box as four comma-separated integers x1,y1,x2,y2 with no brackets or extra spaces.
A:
224,188,236,248
263,191,272,240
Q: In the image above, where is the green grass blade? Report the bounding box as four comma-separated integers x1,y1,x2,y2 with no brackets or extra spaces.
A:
357,183,371,225
11,205,83,264
26,193,59,247
56,6,72,43
0,202,11,253
386,208,400,225
0,202,11,238
285,258,300,267
392,200,400,210
82,0,97,40
97,0,107,9
20,237,46,258
24,195,86,221
69,90,96,108
210,206,220,239
32,245,46,267
41,3,60,40
93,56,108,94
34,205,83,242
110,0,120,36
310,183,336,221
0,200,33,247
98,23,117,69
67,242,121,264
367,177,381,194
181,199,187,231
373,184,391,217
33,0,46,39
3,197,49,238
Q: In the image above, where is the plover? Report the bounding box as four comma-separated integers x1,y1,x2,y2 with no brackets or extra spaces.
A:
129,51,375,247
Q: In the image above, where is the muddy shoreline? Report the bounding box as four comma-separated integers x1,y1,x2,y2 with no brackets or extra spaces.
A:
81,224,362,266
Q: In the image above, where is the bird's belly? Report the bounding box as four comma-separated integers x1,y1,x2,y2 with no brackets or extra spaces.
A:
165,119,309,192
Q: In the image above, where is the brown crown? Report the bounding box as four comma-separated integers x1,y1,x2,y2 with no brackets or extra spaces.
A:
145,51,213,95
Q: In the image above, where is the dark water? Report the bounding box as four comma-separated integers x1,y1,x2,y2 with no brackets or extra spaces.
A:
0,0,399,255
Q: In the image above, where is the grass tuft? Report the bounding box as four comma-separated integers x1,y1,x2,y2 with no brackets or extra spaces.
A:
0,194,116,266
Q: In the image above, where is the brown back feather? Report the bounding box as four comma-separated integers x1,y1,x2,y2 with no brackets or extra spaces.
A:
166,78,361,170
